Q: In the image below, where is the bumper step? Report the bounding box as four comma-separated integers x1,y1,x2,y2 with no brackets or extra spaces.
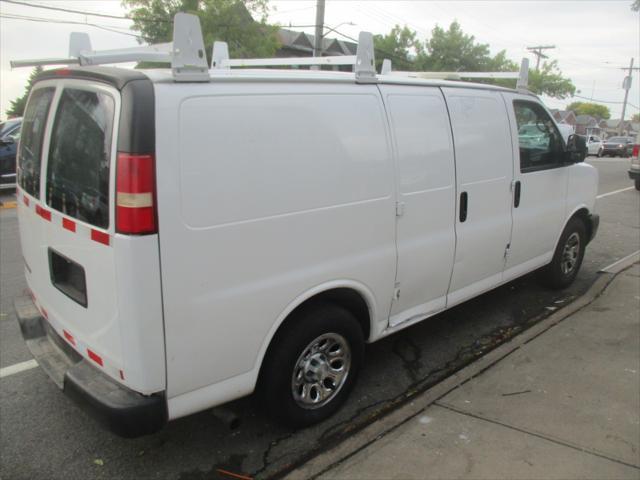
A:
14,295,167,438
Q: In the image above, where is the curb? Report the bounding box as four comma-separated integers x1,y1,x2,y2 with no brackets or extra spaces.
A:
284,258,639,480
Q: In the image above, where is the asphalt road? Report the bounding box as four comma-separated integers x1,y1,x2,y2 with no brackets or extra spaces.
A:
1,158,639,480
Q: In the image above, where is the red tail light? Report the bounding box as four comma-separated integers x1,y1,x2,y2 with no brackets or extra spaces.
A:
633,144,639,158
116,153,157,234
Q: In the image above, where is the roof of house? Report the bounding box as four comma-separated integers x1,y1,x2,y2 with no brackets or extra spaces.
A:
575,114,597,125
277,29,357,56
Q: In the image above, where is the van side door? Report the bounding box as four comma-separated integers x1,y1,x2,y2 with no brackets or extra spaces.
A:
442,88,514,305
379,85,457,327
502,93,568,280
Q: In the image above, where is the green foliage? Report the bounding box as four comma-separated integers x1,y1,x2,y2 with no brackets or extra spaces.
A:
566,101,610,120
631,113,640,122
6,66,43,118
122,0,280,63
372,21,575,100
632,0,639,11
373,25,423,72
528,60,575,100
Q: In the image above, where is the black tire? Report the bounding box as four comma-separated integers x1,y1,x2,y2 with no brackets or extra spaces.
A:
258,303,365,428
597,149,603,158
538,217,587,289
635,178,640,191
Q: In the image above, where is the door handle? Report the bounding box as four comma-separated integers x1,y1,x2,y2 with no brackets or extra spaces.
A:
459,191,468,222
514,181,521,208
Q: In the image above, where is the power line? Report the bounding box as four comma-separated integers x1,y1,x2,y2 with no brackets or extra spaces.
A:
0,0,134,20
0,13,146,38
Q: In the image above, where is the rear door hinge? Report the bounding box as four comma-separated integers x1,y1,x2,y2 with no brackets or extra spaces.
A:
396,201,405,217
504,243,511,259
393,283,401,301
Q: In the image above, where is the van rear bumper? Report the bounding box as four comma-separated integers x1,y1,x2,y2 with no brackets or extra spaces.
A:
14,295,167,438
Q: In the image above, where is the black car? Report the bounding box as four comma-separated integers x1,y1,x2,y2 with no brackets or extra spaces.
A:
601,136,634,157
0,118,21,186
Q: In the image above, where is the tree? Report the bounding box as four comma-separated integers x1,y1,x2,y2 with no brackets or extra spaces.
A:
566,101,610,120
374,21,574,99
6,66,43,118
632,0,639,11
373,25,423,72
631,113,640,122
421,21,509,72
528,60,576,100
123,0,280,63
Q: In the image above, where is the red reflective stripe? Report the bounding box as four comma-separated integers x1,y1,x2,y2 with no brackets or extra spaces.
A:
91,229,110,246
119,370,125,380
23,195,30,207
63,330,76,346
36,205,51,221
62,218,76,232
87,349,103,366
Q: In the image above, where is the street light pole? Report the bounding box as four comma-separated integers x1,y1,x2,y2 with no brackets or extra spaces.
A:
618,57,635,135
313,0,325,58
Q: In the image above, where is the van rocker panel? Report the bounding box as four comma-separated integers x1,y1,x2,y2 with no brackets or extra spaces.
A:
14,295,167,438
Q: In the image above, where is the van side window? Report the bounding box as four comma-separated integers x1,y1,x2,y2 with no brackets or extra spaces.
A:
18,87,55,198
46,89,115,229
514,101,564,172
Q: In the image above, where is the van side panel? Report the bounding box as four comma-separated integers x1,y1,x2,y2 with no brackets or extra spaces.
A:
378,85,456,326
155,82,396,407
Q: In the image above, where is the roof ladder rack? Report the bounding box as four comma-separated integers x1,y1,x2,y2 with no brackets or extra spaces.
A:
211,32,377,84
10,13,209,82
380,57,530,90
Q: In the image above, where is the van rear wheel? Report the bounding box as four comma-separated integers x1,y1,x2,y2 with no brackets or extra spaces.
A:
259,304,364,428
538,217,586,289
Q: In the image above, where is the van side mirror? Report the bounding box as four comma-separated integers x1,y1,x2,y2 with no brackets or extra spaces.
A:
565,134,586,163
0,136,14,146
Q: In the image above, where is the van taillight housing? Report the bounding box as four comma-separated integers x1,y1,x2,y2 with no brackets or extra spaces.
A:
632,144,639,158
116,153,157,234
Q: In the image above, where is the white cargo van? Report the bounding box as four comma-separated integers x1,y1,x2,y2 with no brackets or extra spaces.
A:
13,14,598,437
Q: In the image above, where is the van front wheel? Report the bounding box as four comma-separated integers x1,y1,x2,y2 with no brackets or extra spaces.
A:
259,304,364,428
539,217,586,289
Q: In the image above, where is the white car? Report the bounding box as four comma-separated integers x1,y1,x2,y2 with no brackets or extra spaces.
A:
13,14,599,437
585,135,604,157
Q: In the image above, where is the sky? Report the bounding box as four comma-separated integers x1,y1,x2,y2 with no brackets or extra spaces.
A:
0,0,639,121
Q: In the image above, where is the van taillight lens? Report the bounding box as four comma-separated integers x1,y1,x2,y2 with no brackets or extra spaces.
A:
116,153,157,234
633,144,639,158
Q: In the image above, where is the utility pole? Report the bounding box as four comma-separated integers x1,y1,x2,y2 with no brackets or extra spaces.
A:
313,0,325,58
526,45,555,71
618,57,637,135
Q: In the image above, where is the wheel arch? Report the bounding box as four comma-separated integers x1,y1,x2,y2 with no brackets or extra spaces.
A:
555,205,592,249
252,281,376,385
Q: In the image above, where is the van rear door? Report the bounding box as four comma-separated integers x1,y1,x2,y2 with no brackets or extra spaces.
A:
17,76,165,395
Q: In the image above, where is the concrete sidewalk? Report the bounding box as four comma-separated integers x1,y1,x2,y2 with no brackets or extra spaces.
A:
320,264,640,480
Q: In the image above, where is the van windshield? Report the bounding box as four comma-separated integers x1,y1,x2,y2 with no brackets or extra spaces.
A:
18,88,55,198
46,89,115,229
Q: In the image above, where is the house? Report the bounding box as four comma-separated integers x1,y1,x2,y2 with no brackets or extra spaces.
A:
574,115,601,137
599,119,639,138
276,29,357,71
551,109,577,130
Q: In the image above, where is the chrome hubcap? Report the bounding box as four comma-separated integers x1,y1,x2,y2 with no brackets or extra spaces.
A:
291,333,351,409
561,232,581,275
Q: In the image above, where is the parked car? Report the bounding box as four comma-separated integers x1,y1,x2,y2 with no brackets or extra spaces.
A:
582,135,604,157
0,118,21,186
601,136,634,157
629,133,640,190
13,17,598,438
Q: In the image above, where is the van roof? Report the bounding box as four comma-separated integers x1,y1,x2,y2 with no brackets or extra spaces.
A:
37,66,534,96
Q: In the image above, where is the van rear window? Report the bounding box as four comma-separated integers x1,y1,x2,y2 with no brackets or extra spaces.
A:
47,89,115,229
18,87,55,198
